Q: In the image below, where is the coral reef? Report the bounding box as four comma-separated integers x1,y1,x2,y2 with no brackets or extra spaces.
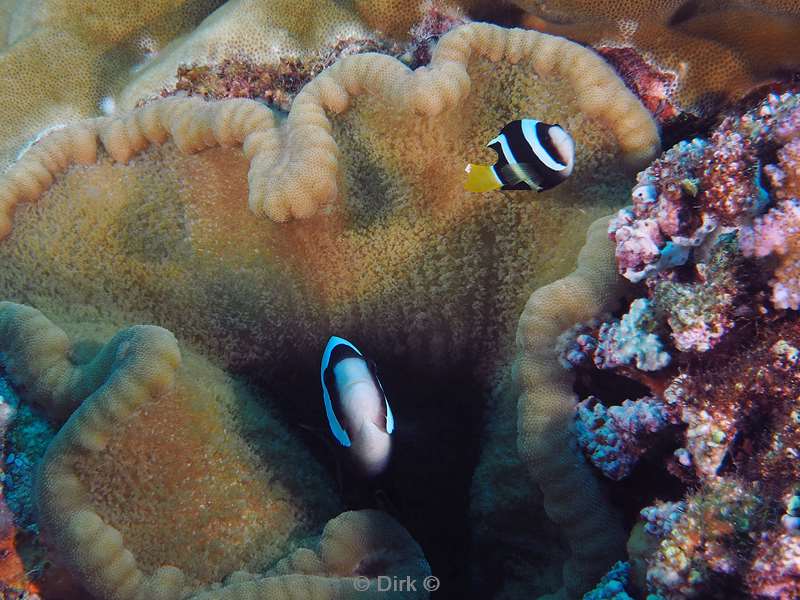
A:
516,0,800,118
645,478,764,598
554,90,800,599
582,561,635,600
0,7,666,600
592,299,671,372
610,91,800,311
0,378,41,600
515,216,632,598
576,395,675,480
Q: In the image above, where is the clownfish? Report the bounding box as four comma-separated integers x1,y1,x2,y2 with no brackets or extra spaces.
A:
464,119,575,193
320,336,395,477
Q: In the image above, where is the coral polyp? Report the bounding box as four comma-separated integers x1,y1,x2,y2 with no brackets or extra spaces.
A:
3,1,800,599
562,88,800,599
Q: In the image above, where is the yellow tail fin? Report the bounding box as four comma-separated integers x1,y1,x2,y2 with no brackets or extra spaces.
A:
464,163,502,192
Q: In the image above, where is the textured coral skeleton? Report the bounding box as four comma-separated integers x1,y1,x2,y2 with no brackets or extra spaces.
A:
0,8,662,599
14,2,800,600
516,0,800,118
556,89,800,599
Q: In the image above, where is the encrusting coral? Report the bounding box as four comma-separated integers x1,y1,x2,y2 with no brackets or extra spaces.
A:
0,301,430,600
516,0,800,119
0,17,660,600
555,90,800,599
0,21,659,232
0,0,229,171
514,216,633,599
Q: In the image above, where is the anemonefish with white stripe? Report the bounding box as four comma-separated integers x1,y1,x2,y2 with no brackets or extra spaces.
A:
464,119,575,193
320,336,395,477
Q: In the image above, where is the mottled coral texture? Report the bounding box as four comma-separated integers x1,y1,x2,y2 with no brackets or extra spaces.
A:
516,0,800,118
562,90,800,599
0,301,354,599
0,5,661,599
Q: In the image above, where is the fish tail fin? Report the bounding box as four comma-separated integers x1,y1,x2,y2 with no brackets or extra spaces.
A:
464,163,502,192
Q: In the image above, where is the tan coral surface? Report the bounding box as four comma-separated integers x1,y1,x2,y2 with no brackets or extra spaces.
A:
0,21,659,600
0,301,341,599
515,216,632,599
518,0,800,115
0,0,227,170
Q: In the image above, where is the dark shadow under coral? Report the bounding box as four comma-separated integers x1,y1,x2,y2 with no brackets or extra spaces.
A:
247,352,486,600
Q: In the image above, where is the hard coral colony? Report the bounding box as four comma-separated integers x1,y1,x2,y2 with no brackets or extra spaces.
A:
0,2,799,600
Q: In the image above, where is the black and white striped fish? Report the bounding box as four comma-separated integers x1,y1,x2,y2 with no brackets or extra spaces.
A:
320,336,395,477
464,119,575,192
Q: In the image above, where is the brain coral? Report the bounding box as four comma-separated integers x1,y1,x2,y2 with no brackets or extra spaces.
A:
0,19,659,600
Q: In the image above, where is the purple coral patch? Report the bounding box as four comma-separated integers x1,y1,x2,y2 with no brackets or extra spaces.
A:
576,395,673,480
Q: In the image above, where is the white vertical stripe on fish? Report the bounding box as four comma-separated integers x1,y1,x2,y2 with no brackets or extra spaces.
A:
521,119,567,171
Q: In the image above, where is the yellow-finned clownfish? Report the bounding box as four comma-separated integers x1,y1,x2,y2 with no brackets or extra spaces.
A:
464,119,575,193
320,336,395,477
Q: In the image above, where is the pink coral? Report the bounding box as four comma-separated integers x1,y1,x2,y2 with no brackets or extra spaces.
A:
579,98,800,592
610,212,665,282
747,530,800,599
645,478,763,599
611,91,800,311
741,195,800,310
653,234,742,353
698,128,760,223
576,395,676,480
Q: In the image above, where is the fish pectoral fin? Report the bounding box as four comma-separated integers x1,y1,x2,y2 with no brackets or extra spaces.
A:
498,163,542,190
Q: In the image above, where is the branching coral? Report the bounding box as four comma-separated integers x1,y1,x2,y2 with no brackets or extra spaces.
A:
592,299,671,372
582,561,635,600
556,90,800,599
611,91,800,311
645,477,764,599
576,395,675,480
